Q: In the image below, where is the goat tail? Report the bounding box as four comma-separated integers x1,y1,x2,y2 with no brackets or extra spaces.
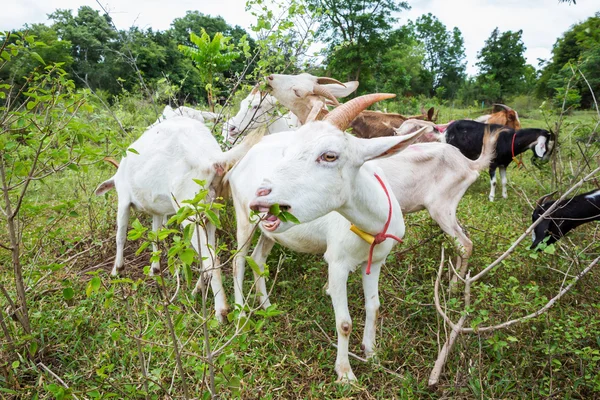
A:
213,125,267,176
470,125,502,171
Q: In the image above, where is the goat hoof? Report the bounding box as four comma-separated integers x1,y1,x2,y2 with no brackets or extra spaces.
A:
336,369,357,383
361,343,376,359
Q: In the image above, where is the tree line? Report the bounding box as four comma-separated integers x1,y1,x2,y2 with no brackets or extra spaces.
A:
2,3,599,109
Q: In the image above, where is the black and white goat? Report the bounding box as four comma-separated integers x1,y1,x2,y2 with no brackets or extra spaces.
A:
445,120,555,201
530,189,600,249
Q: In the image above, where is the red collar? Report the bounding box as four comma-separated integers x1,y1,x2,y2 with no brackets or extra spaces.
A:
349,173,403,275
511,132,524,168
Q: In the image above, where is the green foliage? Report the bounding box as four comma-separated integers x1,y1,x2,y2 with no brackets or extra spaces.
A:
413,14,466,99
537,12,600,108
179,29,241,110
311,0,409,83
476,27,528,102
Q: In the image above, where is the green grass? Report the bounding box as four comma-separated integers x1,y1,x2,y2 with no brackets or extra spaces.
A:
1,102,599,399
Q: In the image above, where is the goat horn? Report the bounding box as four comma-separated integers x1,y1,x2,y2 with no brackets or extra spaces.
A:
313,84,340,106
493,103,512,112
317,77,345,86
103,156,119,168
324,93,396,131
535,190,558,206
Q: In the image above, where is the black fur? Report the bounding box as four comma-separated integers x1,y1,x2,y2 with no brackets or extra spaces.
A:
445,120,553,170
445,120,554,200
531,189,600,249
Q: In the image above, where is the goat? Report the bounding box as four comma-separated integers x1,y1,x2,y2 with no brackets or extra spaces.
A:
225,75,499,316
530,189,600,249
221,88,300,144
349,107,436,138
228,93,425,381
94,117,263,322
475,103,521,130
445,120,555,201
150,105,220,128
265,73,359,123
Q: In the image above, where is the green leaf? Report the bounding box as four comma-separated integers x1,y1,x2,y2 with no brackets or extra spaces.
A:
245,256,263,277
62,287,75,300
11,361,19,369
29,340,38,357
543,244,556,254
91,276,101,291
127,147,139,155
205,209,221,228
269,203,281,216
280,211,300,224
26,101,37,110
180,248,195,265
30,51,46,65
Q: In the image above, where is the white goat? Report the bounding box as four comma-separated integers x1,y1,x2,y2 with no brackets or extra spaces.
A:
221,89,300,144
229,94,425,381
150,105,220,128
266,73,359,123
95,116,262,321
255,74,499,276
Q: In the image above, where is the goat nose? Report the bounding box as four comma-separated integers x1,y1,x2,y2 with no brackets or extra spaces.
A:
229,125,236,132
256,187,271,197
267,75,274,81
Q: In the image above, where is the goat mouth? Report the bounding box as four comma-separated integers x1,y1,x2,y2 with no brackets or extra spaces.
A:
249,201,291,231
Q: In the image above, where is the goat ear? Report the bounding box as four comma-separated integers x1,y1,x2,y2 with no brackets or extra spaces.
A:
536,191,557,206
293,87,308,98
95,179,115,196
320,81,359,98
534,136,548,157
360,126,427,162
427,107,434,121
507,111,516,121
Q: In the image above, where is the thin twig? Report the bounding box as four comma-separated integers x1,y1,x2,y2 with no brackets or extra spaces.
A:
37,362,80,400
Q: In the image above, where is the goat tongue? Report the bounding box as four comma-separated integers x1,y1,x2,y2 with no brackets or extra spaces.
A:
266,214,278,222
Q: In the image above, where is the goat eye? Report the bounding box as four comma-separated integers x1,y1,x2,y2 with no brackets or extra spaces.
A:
252,105,258,110
319,152,338,163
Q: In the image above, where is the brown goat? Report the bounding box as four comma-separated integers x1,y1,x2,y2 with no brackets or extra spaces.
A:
475,104,521,130
350,107,436,138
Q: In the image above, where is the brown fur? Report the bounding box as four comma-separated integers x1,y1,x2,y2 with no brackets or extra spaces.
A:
350,108,436,139
487,110,521,130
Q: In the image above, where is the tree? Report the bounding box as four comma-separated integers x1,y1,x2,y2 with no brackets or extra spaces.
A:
476,28,527,102
179,30,240,111
413,14,466,98
537,12,600,108
49,7,117,91
310,0,409,82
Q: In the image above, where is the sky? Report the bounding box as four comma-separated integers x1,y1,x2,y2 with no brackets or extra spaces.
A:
3,0,599,75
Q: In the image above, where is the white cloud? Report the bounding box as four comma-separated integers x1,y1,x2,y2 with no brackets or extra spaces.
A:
2,0,598,76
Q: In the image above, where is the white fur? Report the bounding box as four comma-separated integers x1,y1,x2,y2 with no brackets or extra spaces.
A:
96,116,259,322
534,136,548,158
585,190,600,200
150,105,219,128
266,73,358,124
228,122,424,381
221,91,300,144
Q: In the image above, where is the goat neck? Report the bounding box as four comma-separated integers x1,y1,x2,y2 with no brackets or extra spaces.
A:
337,166,401,236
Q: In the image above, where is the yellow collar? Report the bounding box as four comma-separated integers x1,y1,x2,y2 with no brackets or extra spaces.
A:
350,224,375,244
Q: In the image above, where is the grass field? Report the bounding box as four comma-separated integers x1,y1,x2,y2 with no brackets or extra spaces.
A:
1,100,599,399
